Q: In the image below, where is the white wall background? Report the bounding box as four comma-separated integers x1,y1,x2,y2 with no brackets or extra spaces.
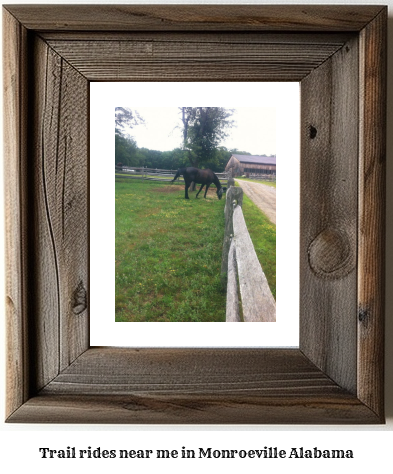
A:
1,0,392,472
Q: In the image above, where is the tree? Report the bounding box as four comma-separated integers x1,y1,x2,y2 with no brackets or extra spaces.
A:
206,147,232,172
115,134,141,167
180,107,234,169
115,108,145,168
115,107,144,137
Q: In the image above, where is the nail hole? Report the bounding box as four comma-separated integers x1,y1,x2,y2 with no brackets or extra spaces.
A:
310,125,317,139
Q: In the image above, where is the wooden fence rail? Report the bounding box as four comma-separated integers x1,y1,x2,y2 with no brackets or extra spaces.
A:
245,174,276,182
115,166,228,184
222,182,276,322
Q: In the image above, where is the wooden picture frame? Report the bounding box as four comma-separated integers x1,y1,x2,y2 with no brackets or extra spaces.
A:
3,5,386,424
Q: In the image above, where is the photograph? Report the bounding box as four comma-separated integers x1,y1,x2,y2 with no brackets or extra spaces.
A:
115,107,277,323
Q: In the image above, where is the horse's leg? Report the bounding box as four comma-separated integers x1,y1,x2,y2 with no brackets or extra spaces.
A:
185,181,191,199
196,184,205,198
204,184,210,198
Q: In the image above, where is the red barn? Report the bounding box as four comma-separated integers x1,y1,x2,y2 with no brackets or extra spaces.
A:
225,154,276,178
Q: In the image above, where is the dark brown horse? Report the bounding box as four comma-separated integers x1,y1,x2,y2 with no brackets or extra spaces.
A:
172,167,227,200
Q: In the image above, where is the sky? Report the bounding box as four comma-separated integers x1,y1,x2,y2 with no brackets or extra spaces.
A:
124,107,277,156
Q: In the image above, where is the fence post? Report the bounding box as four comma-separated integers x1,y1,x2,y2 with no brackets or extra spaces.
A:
226,237,240,322
221,186,243,286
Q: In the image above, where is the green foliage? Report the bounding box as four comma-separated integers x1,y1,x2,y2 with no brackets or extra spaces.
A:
114,107,259,173
115,134,142,167
138,147,188,170
203,146,232,172
115,107,144,137
180,107,234,168
115,141,235,173
229,149,252,155
115,107,146,166
115,179,227,322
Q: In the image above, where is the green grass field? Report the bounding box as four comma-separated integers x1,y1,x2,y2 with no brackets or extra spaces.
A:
235,177,276,187
115,179,276,322
116,179,227,322
241,194,276,298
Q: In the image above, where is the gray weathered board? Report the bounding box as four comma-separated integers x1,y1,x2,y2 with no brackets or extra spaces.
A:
224,186,275,323
233,205,276,322
226,238,240,322
4,5,386,423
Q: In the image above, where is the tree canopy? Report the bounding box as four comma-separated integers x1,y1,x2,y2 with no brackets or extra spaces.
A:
115,107,243,171
115,107,144,137
180,107,234,168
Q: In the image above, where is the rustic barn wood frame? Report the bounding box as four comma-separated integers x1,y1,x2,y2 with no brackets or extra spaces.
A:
3,5,386,424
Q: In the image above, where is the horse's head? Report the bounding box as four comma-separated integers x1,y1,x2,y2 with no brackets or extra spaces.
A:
217,187,227,200
171,169,182,183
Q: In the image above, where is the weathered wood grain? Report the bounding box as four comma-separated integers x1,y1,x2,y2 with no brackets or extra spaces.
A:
3,5,386,424
28,36,89,391
9,391,380,425
221,186,243,284
226,238,240,322
3,8,30,418
45,39,346,81
300,36,359,394
3,5,384,32
222,185,275,322
357,9,387,417
41,31,353,44
233,206,276,322
48,348,328,394
7,348,379,424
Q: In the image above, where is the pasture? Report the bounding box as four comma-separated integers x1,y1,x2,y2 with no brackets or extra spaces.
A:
240,193,276,299
115,179,226,322
115,178,276,322
236,177,276,188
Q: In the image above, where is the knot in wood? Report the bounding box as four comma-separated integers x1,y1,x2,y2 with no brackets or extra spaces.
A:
358,307,370,326
308,228,355,279
72,281,87,315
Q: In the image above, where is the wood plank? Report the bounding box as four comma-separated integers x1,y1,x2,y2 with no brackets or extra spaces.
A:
49,40,343,60
29,38,61,389
6,348,379,424
357,9,386,418
45,39,345,81
221,186,243,284
77,64,312,82
233,206,276,322
46,348,329,394
9,392,379,424
3,9,29,418
4,5,384,32
29,36,89,390
300,37,359,393
40,31,353,45
226,238,240,322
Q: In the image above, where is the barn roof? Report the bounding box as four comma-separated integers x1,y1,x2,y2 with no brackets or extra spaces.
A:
232,154,276,165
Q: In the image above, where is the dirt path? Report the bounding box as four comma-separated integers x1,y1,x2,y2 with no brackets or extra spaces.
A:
235,179,276,225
